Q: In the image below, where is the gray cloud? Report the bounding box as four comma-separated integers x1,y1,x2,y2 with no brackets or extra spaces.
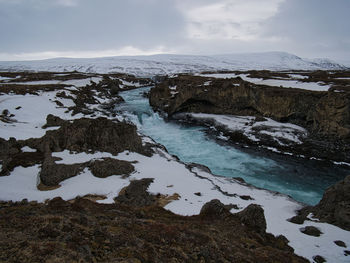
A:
262,0,350,59
0,0,185,52
0,0,349,60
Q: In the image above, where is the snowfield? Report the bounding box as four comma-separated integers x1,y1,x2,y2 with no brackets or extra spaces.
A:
198,72,331,91
0,52,346,76
184,113,308,145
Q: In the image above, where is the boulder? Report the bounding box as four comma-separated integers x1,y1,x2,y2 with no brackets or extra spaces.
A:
28,117,145,156
39,157,85,186
300,226,322,237
236,204,267,234
115,178,156,206
310,175,350,230
42,114,66,128
89,158,134,178
200,199,229,218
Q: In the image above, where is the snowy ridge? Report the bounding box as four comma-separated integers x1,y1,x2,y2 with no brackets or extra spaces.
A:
0,52,346,76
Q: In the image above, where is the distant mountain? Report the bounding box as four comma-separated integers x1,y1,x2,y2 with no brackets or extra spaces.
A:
0,52,346,76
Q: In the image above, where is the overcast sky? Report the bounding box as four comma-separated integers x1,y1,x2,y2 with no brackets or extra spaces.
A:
0,0,348,61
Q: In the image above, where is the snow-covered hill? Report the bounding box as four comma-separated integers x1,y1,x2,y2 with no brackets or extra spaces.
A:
0,52,346,76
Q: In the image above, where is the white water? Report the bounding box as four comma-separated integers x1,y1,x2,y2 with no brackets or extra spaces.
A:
117,87,349,205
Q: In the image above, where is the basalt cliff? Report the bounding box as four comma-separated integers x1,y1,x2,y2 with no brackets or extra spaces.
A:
149,72,350,162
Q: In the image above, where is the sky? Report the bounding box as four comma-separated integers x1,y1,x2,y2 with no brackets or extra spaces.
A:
0,0,349,61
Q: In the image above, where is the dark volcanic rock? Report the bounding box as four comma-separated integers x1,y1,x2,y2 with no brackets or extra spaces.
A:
40,157,86,186
313,255,326,263
200,199,230,218
334,240,347,248
236,204,267,235
115,178,156,206
28,117,145,156
149,75,350,161
42,114,66,128
308,175,350,231
288,215,306,225
149,75,323,128
300,226,322,237
89,158,134,178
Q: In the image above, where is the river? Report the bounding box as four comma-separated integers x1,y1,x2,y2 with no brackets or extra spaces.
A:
117,87,349,205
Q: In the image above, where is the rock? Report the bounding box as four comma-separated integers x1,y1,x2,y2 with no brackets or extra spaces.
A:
47,197,70,211
40,157,86,186
149,75,350,161
89,158,134,178
313,255,326,263
149,75,323,130
310,175,350,230
1,150,44,177
239,195,253,200
28,117,145,156
300,226,322,237
115,178,156,206
200,199,229,218
42,114,66,128
288,215,306,225
312,92,350,138
274,235,293,252
334,240,347,248
236,204,267,234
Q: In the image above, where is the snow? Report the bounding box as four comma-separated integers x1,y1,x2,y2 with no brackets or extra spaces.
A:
0,92,79,140
288,74,309,79
0,165,129,204
21,146,36,152
0,148,349,262
52,150,114,164
335,77,350,80
0,76,18,81
186,113,307,145
0,52,345,76
199,73,331,91
0,77,102,88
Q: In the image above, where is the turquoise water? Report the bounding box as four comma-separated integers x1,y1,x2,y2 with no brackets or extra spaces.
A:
117,87,349,205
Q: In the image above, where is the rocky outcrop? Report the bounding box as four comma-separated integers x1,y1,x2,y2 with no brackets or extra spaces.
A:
312,92,350,138
309,175,350,230
236,204,267,235
88,158,134,178
150,75,323,125
200,200,267,235
150,75,350,140
199,199,232,218
27,117,145,156
115,178,156,206
149,75,350,161
39,157,136,186
290,175,350,231
40,157,85,186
